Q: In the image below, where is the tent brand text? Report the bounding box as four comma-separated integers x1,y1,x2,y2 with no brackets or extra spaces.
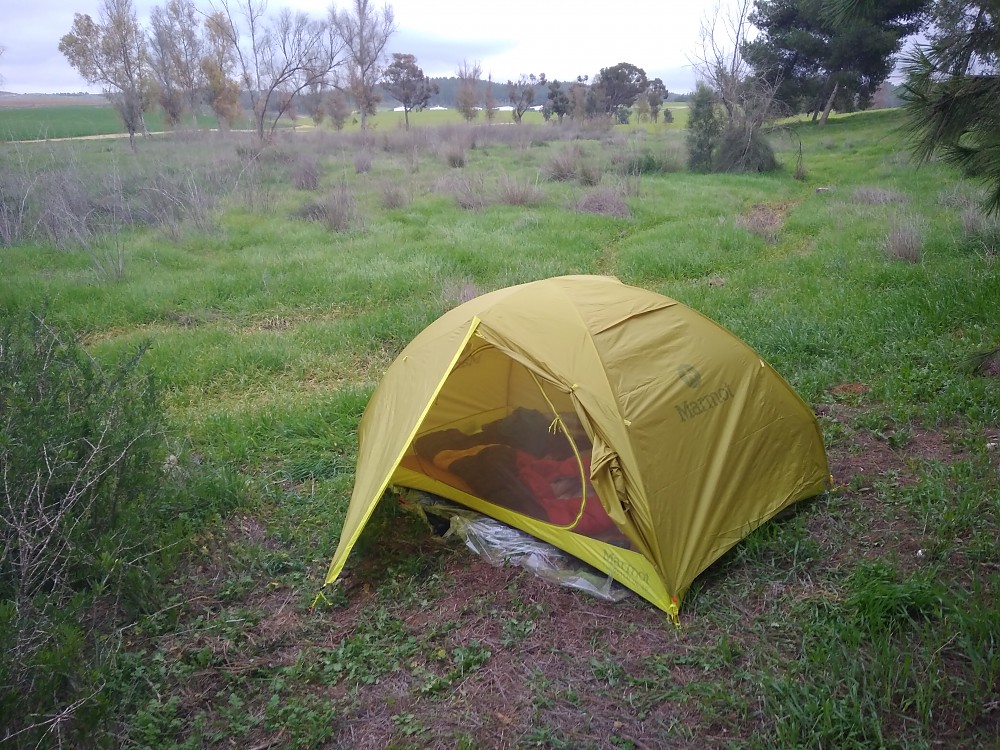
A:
601,549,649,585
676,384,734,422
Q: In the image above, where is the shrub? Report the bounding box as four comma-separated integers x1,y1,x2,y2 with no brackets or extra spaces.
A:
445,146,467,168
450,174,490,210
0,311,164,746
322,184,357,232
714,127,778,173
378,181,409,210
576,187,630,217
293,156,321,190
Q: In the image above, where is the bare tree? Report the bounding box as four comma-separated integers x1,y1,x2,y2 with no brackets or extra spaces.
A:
331,0,396,131
455,59,481,121
0,44,6,86
149,0,206,128
59,0,151,151
213,0,341,140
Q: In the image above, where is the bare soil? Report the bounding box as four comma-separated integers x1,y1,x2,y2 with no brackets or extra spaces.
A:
152,399,998,748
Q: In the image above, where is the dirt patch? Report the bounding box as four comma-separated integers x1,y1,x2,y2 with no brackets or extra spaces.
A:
818,402,969,487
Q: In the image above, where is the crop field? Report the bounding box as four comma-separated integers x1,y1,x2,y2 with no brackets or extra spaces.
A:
0,101,690,142
1,108,998,748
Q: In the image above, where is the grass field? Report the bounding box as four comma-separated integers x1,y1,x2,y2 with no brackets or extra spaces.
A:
0,102,689,141
1,108,998,749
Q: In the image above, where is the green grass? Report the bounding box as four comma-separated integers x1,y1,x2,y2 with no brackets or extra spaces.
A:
2,107,999,748
0,104,225,140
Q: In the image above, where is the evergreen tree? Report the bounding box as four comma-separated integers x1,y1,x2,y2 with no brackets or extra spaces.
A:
686,83,722,172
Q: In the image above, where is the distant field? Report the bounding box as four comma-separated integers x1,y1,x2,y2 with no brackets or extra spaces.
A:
0,94,107,108
0,105,233,141
0,101,690,141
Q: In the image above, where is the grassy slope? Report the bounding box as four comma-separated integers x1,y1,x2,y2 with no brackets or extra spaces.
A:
1,109,998,749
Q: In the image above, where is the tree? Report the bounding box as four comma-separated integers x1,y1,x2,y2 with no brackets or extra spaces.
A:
593,62,648,114
483,74,498,123
213,0,340,140
201,11,242,129
148,0,205,128
0,44,6,86
547,79,570,123
689,0,781,171
382,52,437,130
331,0,396,131
646,78,668,122
686,82,722,172
455,59,481,121
506,73,545,123
59,0,151,151
900,1,1000,212
744,0,927,125
327,88,350,130
569,76,590,120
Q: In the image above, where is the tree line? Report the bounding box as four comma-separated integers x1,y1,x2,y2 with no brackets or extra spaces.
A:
54,0,674,147
50,0,1000,213
58,0,396,148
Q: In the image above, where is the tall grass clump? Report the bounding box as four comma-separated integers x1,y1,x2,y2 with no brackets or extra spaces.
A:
544,145,584,181
445,174,489,210
855,186,908,205
378,181,409,210
496,173,544,206
886,219,924,263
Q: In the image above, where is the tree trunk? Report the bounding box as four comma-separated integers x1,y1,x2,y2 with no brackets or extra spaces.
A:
819,82,840,126
404,108,410,131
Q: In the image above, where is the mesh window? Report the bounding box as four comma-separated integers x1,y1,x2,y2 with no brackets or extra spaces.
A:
407,338,630,547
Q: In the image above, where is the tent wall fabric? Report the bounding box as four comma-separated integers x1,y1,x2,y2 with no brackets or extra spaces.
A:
324,275,831,619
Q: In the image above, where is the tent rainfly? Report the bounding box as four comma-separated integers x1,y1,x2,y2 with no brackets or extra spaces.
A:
324,275,831,620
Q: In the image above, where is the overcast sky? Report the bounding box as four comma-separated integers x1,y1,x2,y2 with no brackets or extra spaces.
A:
1,0,717,95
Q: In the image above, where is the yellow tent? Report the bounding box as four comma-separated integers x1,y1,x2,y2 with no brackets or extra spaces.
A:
325,276,830,619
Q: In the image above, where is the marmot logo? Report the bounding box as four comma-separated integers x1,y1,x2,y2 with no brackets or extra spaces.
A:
677,364,702,389
676,384,734,422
